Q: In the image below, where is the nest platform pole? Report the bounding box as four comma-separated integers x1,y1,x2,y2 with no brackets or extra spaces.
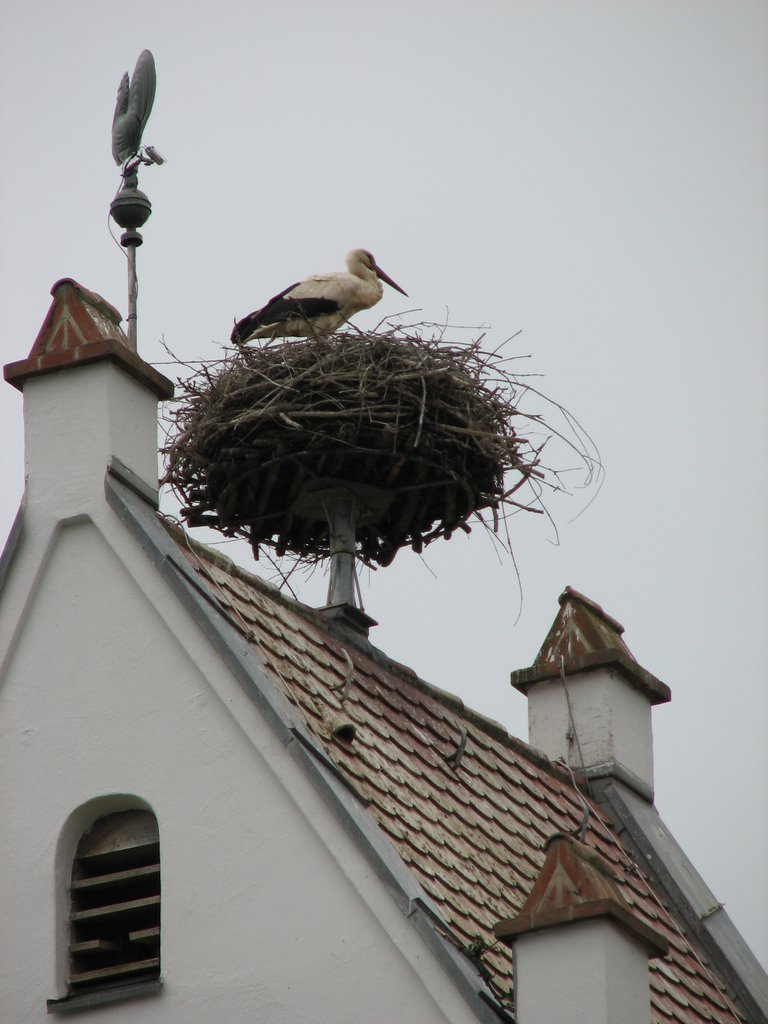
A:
289,479,392,627
325,493,359,608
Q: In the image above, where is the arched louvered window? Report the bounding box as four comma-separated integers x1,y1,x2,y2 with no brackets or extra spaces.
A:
67,809,160,995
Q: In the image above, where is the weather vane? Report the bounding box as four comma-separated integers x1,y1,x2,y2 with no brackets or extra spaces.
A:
109,49,164,351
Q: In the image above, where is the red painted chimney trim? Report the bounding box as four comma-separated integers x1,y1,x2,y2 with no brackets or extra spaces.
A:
3,279,173,400
494,834,669,958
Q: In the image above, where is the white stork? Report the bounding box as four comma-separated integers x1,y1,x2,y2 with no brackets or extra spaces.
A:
231,248,408,344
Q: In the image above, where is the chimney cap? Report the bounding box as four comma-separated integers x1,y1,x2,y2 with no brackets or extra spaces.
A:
3,278,173,400
493,833,669,958
511,586,671,705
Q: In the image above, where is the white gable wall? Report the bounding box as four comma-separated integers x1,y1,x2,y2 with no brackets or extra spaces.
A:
0,509,478,1024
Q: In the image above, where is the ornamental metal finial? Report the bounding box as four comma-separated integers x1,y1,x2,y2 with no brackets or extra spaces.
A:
111,49,157,169
109,49,164,351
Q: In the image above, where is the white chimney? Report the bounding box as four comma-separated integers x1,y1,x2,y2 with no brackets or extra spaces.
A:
511,587,670,801
4,279,173,518
494,835,668,1024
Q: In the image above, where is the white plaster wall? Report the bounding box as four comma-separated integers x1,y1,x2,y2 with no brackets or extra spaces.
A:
0,517,476,1024
23,363,160,516
608,674,655,789
513,919,652,1024
527,668,654,791
526,677,571,765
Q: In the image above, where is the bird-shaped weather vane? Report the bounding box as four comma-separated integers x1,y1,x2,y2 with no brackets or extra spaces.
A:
109,49,164,350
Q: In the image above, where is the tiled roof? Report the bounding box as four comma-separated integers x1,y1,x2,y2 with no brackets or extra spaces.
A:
167,523,743,1024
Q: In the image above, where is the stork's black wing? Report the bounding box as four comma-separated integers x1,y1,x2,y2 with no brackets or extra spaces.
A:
230,284,340,343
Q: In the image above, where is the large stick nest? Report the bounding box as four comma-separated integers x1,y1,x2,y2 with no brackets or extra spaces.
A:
163,325,597,567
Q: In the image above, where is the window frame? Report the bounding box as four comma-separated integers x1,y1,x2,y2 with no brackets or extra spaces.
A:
47,802,162,1015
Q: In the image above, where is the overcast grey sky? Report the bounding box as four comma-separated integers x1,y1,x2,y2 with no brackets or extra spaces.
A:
2,1,766,967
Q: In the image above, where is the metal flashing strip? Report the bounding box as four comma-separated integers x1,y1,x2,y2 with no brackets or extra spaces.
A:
105,472,508,1024
596,779,768,1024
288,725,371,806
108,456,160,509
583,759,655,803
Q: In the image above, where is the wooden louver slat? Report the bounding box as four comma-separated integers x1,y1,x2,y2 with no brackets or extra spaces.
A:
129,926,160,945
70,894,160,923
69,939,121,955
70,862,160,891
69,957,160,986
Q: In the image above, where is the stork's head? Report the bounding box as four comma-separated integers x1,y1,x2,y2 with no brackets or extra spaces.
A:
347,249,408,296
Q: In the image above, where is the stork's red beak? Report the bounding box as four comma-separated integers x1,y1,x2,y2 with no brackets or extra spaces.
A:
374,263,408,297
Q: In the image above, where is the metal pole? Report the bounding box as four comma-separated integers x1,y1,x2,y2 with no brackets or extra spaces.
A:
326,494,359,608
126,242,138,350
109,174,151,353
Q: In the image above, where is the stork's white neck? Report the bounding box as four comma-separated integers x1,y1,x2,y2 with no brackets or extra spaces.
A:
357,265,377,284
344,250,374,281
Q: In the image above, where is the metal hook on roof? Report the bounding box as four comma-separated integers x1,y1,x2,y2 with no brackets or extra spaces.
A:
335,648,354,703
444,722,468,769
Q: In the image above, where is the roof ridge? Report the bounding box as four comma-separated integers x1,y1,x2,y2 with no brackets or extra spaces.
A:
160,514,295,605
